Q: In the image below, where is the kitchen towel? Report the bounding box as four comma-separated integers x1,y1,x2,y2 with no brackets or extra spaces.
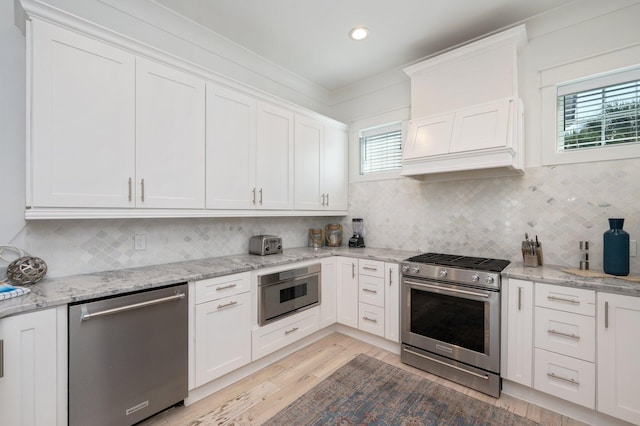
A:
0,283,31,301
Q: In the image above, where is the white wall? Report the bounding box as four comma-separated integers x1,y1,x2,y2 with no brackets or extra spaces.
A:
0,0,26,245
339,0,640,272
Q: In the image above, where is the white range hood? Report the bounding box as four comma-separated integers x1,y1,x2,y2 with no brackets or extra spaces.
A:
402,25,527,179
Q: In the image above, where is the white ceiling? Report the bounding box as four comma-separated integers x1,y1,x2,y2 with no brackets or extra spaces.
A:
154,0,577,91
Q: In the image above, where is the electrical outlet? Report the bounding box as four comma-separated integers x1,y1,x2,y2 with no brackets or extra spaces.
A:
134,234,146,251
630,240,637,257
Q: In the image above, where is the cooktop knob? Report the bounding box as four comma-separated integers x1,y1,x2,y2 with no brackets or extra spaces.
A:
401,265,410,273
439,269,448,278
485,276,495,285
472,274,480,282
411,266,420,274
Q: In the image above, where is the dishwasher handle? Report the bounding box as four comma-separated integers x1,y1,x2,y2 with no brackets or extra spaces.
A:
81,292,186,321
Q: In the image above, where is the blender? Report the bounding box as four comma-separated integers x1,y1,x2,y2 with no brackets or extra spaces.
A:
348,218,365,248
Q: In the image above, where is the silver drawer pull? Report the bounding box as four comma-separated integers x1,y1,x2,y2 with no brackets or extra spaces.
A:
547,372,579,385
362,288,377,294
362,266,378,271
217,300,238,309
547,329,580,340
216,283,238,291
362,316,377,323
547,295,579,305
285,327,299,335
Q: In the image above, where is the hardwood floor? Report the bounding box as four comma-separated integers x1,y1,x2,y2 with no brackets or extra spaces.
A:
141,332,588,425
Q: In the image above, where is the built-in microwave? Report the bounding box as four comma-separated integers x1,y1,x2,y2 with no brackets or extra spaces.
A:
258,263,321,325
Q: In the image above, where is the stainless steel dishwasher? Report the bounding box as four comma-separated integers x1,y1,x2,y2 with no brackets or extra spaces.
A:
68,283,188,426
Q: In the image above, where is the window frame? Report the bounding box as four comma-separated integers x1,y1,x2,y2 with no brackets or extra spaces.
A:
349,108,409,183
541,63,640,166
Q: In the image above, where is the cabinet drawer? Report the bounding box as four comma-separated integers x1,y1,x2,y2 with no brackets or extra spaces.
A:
534,307,595,362
359,260,384,278
359,275,385,307
195,272,250,304
358,302,385,338
534,348,595,409
252,307,320,360
535,283,595,316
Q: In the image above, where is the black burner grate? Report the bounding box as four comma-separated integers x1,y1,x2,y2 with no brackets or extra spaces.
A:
405,252,510,272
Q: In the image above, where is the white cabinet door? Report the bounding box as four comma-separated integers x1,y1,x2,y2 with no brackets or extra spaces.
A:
206,84,256,209
336,257,358,328
0,308,58,426
503,278,533,386
403,113,454,159
30,20,135,208
597,293,640,424
322,125,348,211
136,58,205,209
194,292,251,387
320,257,338,328
294,115,323,210
384,263,400,343
256,103,294,210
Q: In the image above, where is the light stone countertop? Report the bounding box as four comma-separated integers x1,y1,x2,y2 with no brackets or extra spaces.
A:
502,263,640,296
0,246,419,319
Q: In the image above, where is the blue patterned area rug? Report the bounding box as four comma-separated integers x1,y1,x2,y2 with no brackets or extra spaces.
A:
264,353,539,426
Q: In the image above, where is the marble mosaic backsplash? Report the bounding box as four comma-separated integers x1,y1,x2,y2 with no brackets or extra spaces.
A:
5,158,639,277
348,158,640,274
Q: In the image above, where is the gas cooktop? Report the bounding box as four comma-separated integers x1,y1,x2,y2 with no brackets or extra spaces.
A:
405,252,511,273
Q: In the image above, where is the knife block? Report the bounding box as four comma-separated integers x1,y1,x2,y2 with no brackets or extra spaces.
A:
522,241,543,267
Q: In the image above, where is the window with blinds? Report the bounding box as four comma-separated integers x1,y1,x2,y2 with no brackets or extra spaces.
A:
359,123,403,175
557,73,640,151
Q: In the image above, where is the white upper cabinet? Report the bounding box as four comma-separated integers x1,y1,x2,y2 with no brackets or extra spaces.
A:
402,25,526,177
294,116,348,211
256,102,295,210
30,20,135,208
135,58,205,209
205,83,257,209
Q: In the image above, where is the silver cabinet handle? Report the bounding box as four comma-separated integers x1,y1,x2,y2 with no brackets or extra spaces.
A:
547,372,579,385
547,329,580,340
518,287,523,311
547,295,579,305
362,316,377,323
128,177,132,202
605,301,609,328
285,327,298,335
0,339,3,379
389,269,393,286
252,188,256,205
362,288,377,294
140,178,145,202
81,293,185,321
326,193,329,206
259,188,263,205
321,193,325,206
216,283,238,291
217,300,238,310
362,266,378,271
352,263,355,279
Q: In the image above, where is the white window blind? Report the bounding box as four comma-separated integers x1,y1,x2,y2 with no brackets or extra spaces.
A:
359,123,402,175
557,71,640,151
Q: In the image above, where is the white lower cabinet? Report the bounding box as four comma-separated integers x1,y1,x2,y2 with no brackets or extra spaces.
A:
503,278,533,386
358,302,384,337
320,257,338,328
597,292,640,424
0,307,63,426
193,272,251,387
252,307,320,361
336,257,358,328
384,263,400,343
534,348,595,409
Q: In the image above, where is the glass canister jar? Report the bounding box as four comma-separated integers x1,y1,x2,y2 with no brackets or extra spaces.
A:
324,224,343,247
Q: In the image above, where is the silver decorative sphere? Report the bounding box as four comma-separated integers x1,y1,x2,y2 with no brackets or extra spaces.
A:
6,256,48,285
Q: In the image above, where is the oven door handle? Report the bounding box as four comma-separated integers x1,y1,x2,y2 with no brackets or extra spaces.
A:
403,279,490,299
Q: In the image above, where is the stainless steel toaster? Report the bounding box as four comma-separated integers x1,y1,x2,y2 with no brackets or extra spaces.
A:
249,235,283,255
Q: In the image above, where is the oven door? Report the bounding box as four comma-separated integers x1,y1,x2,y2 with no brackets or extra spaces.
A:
401,277,500,373
259,272,320,325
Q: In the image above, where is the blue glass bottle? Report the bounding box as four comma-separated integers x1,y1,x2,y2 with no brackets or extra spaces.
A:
603,218,629,276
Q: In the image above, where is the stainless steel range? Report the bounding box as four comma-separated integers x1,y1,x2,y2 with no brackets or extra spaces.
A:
400,253,510,398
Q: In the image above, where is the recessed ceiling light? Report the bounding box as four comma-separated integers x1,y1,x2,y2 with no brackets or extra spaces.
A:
349,27,369,41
